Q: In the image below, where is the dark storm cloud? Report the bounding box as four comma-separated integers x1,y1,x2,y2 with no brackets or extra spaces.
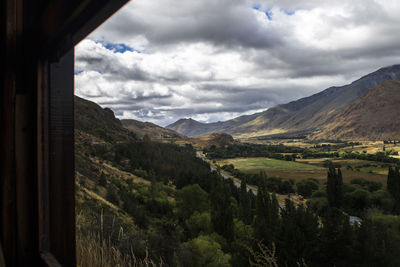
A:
75,0,400,125
195,84,291,106
76,51,151,82
91,0,282,50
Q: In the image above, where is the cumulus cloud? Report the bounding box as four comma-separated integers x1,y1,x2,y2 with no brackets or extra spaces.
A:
75,0,400,126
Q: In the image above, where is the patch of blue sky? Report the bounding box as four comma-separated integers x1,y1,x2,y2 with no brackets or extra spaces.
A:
252,4,273,21
265,9,273,20
97,40,135,53
283,9,296,16
74,70,103,75
252,3,261,10
104,42,133,53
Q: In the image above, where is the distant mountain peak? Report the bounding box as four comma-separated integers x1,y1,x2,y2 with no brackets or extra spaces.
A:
310,80,400,140
167,64,400,138
122,118,185,140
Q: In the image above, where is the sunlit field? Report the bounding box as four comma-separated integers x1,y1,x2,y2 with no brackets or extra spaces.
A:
218,157,388,184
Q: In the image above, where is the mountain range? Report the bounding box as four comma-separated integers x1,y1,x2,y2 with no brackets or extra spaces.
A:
310,80,400,140
121,119,185,140
167,65,400,140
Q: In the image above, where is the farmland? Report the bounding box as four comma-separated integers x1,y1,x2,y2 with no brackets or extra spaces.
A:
217,157,388,183
209,138,398,185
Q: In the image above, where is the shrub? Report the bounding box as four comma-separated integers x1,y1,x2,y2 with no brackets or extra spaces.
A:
106,188,120,205
307,197,328,216
344,189,371,211
350,178,382,192
178,235,231,267
297,179,319,198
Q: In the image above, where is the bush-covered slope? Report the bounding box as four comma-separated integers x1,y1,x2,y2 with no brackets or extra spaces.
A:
122,119,186,140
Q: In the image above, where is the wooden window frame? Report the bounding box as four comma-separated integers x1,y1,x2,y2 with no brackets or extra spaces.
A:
1,0,129,266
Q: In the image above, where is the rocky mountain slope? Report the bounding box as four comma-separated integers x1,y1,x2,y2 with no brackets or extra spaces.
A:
310,80,400,140
75,95,134,143
167,65,400,138
174,133,239,149
121,119,185,139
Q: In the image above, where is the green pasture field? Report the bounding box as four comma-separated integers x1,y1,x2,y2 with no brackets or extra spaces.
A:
217,157,388,184
218,157,321,171
297,158,392,176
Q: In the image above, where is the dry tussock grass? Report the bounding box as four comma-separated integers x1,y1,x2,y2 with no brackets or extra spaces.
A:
76,210,162,267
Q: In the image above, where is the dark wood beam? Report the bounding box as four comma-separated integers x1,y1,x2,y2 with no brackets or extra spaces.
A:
39,0,129,58
2,0,129,266
1,0,20,265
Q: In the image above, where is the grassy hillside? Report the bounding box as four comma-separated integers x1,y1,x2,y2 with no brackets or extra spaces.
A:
310,80,400,140
74,95,240,266
75,96,135,143
167,65,400,138
75,95,400,267
121,119,185,140
173,133,239,149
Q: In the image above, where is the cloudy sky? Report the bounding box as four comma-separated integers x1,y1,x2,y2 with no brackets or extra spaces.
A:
75,0,400,126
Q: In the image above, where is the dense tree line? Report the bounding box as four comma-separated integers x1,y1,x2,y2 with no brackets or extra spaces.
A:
341,151,400,164
301,151,340,159
80,138,400,266
204,143,302,159
222,164,319,196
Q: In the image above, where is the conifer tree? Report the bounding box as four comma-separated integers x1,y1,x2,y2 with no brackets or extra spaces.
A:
278,201,319,266
337,168,343,206
239,178,253,224
254,173,278,245
387,167,400,212
387,167,396,197
210,179,234,241
327,164,343,208
254,175,269,242
269,193,280,237
319,209,354,267
99,171,107,187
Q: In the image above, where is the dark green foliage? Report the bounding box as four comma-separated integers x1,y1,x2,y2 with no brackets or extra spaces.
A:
341,151,400,164
75,96,136,143
316,209,355,267
204,143,303,159
387,167,400,200
185,212,212,238
278,200,319,267
106,187,119,205
99,171,107,187
343,189,370,212
105,141,216,192
302,151,340,159
176,184,209,220
254,174,280,245
119,188,148,228
148,219,183,265
327,165,343,208
210,178,234,241
301,150,400,165
350,214,400,267
178,235,231,267
239,178,253,225
307,196,329,217
350,178,382,192
387,167,400,213
296,179,319,198
370,189,394,211
222,164,295,194
76,95,400,266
